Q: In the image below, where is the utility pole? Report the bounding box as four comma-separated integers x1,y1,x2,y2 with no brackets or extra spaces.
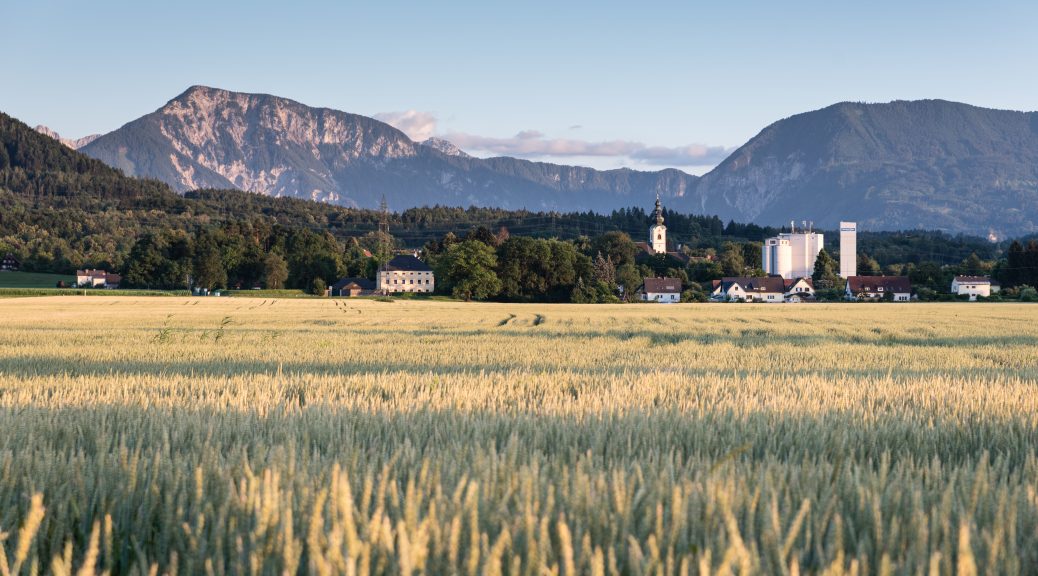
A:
378,194,390,260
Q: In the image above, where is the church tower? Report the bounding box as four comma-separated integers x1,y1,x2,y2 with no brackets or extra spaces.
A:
649,192,667,254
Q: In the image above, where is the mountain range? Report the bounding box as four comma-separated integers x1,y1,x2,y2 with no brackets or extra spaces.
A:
67,86,694,213
34,125,100,150
690,100,1038,238
33,86,1038,237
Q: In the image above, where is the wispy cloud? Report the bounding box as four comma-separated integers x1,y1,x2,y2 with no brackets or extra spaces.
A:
445,131,730,168
372,110,438,142
374,109,729,171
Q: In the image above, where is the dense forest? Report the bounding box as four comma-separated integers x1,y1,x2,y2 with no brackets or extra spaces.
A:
2,110,1033,301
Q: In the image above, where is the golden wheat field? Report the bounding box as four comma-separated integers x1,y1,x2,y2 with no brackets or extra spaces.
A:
1,297,1037,575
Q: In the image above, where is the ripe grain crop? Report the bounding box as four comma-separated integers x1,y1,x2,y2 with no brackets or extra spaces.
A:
0,297,1036,574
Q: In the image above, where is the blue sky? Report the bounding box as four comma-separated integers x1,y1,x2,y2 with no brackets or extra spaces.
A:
4,1,1036,173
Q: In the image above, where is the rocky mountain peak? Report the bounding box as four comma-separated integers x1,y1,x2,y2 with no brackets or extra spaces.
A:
689,99,1038,236
80,86,696,211
420,137,471,158
33,125,100,150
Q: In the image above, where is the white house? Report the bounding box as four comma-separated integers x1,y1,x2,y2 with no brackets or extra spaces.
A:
951,276,999,300
845,276,911,301
377,254,435,293
640,277,682,303
783,277,816,302
711,276,786,303
76,269,121,289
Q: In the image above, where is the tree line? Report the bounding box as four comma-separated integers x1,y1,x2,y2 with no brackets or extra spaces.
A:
1,109,1032,302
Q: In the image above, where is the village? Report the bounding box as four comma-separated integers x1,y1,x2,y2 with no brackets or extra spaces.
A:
1,194,1010,303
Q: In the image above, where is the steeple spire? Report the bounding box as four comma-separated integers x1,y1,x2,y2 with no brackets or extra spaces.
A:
650,192,667,255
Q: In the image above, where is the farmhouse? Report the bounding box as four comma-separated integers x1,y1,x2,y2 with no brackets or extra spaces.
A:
331,277,375,297
1,254,20,272
76,269,121,289
951,275,1000,300
377,254,435,293
711,276,787,303
845,276,911,301
639,277,682,303
1,254,19,271
783,277,816,302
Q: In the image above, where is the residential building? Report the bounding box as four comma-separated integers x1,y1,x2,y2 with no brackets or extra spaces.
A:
639,277,682,303
839,222,857,278
76,269,121,289
845,276,911,301
0,254,19,271
783,277,816,302
331,277,375,297
377,254,435,293
951,276,1000,300
762,224,824,279
711,276,787,303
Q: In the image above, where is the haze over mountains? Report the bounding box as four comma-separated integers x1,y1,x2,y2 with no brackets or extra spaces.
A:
32,86,1038,237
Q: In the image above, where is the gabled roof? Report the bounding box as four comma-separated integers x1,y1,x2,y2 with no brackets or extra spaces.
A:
332,277,375,291
783,277,814,290
720,276,786,294
76,269,111,278
642,277,682,294
846,276,911,293
634,242,690,264
383,255,432,272
953,275,994,284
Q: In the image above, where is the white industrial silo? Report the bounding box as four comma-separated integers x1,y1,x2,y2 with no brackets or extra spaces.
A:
839,221,857,278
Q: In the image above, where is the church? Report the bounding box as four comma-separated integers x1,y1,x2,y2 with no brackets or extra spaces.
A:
634,193,689,264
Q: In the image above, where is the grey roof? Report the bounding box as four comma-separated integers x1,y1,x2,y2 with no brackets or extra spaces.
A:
383,255,432,272
720,276,786,293
643,277,682,293
847,276,911,293
953,275,994,284
332,277,375,291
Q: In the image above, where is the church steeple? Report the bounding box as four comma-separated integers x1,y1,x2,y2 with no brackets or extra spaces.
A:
649,192,667,254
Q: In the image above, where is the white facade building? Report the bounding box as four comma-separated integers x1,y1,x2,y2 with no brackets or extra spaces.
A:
839,222,857,278
845,276,911,301
377,254,435,293
711,277,786,303
762,226,824,280
640,277,681,303
951,276,999,300
649,193,667,254
76,269,121,289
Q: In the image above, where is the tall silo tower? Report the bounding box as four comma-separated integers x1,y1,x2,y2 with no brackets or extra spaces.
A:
839,222,857,278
